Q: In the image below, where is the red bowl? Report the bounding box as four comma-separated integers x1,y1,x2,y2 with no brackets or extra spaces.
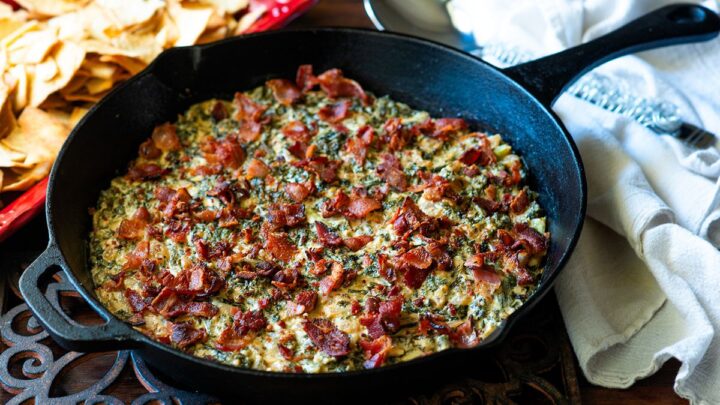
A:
0,0,317,243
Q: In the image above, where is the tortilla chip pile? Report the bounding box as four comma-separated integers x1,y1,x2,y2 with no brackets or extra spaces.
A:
0,0,263,192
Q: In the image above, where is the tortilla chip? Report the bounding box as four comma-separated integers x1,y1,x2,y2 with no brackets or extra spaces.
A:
69,106,88,127
0,18,27,42
200,0,249,15
0,80,16,140
1,159,52,191
14,0,91,18
29,40,85,107
94,0,165,30
8,64,29,111
1,106,70,167
6,26,59,65
99,54,146,75
169,2,214,47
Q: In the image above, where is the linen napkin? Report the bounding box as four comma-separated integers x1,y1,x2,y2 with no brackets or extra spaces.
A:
446,0,720,403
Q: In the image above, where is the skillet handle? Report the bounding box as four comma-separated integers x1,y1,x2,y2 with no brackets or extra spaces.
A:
503,3,720,106
19,244,138,352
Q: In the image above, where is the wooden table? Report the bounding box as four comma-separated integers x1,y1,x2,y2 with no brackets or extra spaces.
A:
293,1,687,404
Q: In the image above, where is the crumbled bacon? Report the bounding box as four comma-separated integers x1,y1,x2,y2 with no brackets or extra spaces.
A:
425,241,453,271
139,139,161,159
303,318,350,357
397,247,433,289
215,326,249,352
255,261,281,278
263,226,298,263
464,254,502,287
281,120,315,143
377,253,394,281
164,219,191,243
318,100,351,123
246,158,270,179
414,118,467,140
289,290,317,315
343,235,373,252
284,180,315,203
291,156,341,183
389,197,430,237
316,68,371,105
267,203,306,230
319,263,344,296
382,118,413,152
201,136,245,169
267,78,302,106
320,190,350,217
151,122,181,151
359,336,392,369
184,264,225,297
117,207,151,240
360,296,402,339
451,318,480,348
474,196,507,214
296,64,317,92
507,160,523,186
234,310,267,336
345,125,374,165
171,322,206,349
315,222,343,247
459,135,496,167
233,92,267,123
345,196,382,219
377,153,407,191
127,163,169,181
124,289,147,313
211,101,228,121
510,188,529,214
272,267,301,291
513,223,548,255
207,178,247,205
412,172,458,202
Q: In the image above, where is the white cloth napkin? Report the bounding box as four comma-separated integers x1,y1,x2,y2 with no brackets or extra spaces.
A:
447,0,720,403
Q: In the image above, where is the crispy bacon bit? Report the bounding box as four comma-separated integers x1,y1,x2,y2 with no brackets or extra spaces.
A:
117,207,151,240
296,64,317,92
425,241,452,271
464,254,502,287
474,196,506,214
281,120,314,143
246,158,270,179
412,172,458,202
278,343,294,360
303,318,350,357
290,290,317,315
398,247,433,289
382,118,414,152
285,181,315,203
507,160,523,186
345,125,374,165
171,322,206,349
185,264,225,297
451,318,480,348
201,136,246,169
208,178,247,205
292,156,341,183
510,189,529,214
320,190,350,217
211,101,228,121
124,289,146,313
360,296,402,339
316,68,370,105
127,163,168,181
390,197,430,236
255,261,281,278
343,235,373,252
315,222,343,247
267,79,302,106
359,335,392,369
318,100,351,123
418,314,451,336
513,223,548,255
459,135,496,167
151,123,181,151
377,153,407,191
215,326,249,352
415,118,467,140
319,262,344,296
139,139,161,159
267,203,306,230
263,228,298,263
346,196,382,219
234,92,267,123
234,310,267,336
164,219,191,243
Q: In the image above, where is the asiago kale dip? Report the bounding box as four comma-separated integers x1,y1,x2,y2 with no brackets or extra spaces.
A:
88,65,549,373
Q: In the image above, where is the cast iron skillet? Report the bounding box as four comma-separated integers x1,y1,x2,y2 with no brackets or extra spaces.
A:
18,4,720,402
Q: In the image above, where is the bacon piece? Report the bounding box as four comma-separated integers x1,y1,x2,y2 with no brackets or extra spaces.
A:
345,125,374,165
263,228,298,263
289,290,317,315
211,101,228,121
418,314,452,336
425,241,453,271
319,190,349,218
124,289,147,313
303,318,350,357
377,153,407,191
360,296,402,339
267,203,306,230
201,136,245,169
281,120,314,143
292,156,341,183
234,92,267,122
402,265,431,289
459,135,496,167
139,138,161,159
343,235,373,252
182,264,225,297
296,64,317,92
319,262,344,296
208,178,247,205
151,122,181,151
117,207,151,240
390,197,430,236
316,68,370,105
215,326,250,351
451,318,480,349
234,310,267,336
267,78,302,106
284,181,315,203
474,196,506,214
414,118,467,140
127,163,169,181
510,189,529,214
346,196,382,219
382,118,414,152
318,100,351,123
171,322,206,349
165,219,191,243
360,335,393,369
464,254,502,287
246,158,270,179
513,223,548,255
399,247,433,269
412,172,458,202
315,222,343,248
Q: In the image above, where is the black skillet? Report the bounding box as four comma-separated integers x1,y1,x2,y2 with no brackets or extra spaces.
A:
18,3,720,402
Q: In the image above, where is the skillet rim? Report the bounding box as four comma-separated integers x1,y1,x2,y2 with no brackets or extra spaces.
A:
44,27,587,379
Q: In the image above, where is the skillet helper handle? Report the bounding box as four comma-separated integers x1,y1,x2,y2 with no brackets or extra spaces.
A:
19,245,138,352
504,3,720,106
